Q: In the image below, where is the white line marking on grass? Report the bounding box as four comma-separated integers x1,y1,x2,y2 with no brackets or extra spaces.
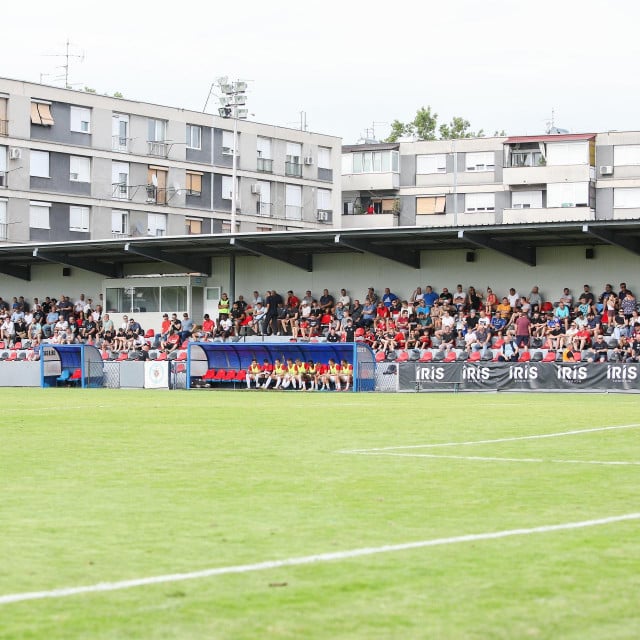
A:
342,423,640,453
0,513,638,605
348,452,640,466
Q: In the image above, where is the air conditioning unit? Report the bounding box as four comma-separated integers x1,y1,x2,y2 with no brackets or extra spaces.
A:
599,165,613,176
304,156,314,165
561,202,576,208
9,148,21,160
317,210,329,222
250,184,261,195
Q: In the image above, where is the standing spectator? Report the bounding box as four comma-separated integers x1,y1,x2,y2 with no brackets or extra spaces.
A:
180,313,194,343
507,288,520,310
466,286,482,312
264,289,284,335
382,287,399,308
217,293,230,322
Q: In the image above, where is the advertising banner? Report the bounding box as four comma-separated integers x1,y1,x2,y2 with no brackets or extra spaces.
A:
398,362,640,392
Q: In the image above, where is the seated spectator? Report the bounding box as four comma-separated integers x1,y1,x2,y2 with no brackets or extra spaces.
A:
592,334,609,362
466,286,482,312
497,335,519,362
496,297,512,320
161,328,181,353
202,314,216,339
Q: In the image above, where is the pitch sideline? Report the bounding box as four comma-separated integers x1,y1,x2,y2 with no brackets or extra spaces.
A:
1,513,639,605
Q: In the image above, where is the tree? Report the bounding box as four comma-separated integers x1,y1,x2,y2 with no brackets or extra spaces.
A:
385,107,489,142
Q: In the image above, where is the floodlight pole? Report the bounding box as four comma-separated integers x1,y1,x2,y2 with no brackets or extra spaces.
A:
231,113,239,233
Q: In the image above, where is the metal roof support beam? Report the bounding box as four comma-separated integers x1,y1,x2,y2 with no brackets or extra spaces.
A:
0,263,30,281
123,244,210,275
32,249,120,278
231,239,313,272
458,231,536,266
582,224,640,256
334,234,421,269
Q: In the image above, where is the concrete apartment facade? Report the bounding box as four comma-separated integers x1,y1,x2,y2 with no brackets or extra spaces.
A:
341,131,640,229
0,77,341,243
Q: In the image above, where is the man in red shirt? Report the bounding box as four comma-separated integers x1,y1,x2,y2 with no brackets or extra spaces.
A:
513,310,531,348
286,290,300,309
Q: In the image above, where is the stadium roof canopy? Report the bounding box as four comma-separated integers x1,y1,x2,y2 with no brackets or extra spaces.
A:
1,221,640,281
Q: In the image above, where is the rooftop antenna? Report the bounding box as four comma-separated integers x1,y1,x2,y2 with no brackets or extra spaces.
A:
43,38,85,88
299,111,308,132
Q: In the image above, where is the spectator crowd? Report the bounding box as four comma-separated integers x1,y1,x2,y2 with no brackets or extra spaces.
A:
1,280,639,363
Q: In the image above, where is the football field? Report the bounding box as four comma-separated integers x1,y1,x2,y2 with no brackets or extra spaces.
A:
1,389,639,639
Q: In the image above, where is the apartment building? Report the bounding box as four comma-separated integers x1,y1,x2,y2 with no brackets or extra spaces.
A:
0,77,341,243
341,131,640,229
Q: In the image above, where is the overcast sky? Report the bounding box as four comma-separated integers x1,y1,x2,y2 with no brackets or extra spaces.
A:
5,0,640,143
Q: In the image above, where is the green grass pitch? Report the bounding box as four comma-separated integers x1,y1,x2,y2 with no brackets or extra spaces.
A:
1,389,639,639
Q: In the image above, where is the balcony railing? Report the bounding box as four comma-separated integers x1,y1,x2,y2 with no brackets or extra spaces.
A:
112,183,131,200
147,141,169,157
285,162,302,178
256,201,272,216
112,135,131,152
0,120,7,136
257,157,273,173
111,232,131,239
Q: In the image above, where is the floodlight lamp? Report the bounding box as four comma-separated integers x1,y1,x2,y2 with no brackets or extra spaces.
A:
232,94,246,105
236,108,249,119
219,96,231,106
218,106,232,118
234,81,248,93
220,84,234,95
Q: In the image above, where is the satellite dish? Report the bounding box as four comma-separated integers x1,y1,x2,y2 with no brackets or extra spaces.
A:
151,174,158,187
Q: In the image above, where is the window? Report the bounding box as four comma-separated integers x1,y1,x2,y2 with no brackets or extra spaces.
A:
0,97,7,135
256,181,271,216
465,152,495,172
546,182,589,208
148,212,167,236
509,150,543,167
148,119,166,142
0,145,6,187
0,198,6,240
222,175,233,200
186,124,201,149
186,171,203,196
185,218,203,234
546,142,588,166
347,150,398,174
614,145,640,166
318,147,331,169
416,196,446,214
111,210,130,236
511,190,543,209
29,202,51,229
112,114,129,151
286,142,302,177
112,161,129,199
614,188,640,208
257,137,273,172
70,106,91,133
30,150,50,178
147,166,168,204
106,286,161,313
30,101,54,126
69,205,90,232
465,193,495,212
317,188,331,211
417,154,447,174
69,156,90,182
285,184,302,220
222,131,235,155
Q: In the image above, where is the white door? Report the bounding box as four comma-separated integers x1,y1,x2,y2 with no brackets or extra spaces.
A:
112,114,129,151
204,286,221,320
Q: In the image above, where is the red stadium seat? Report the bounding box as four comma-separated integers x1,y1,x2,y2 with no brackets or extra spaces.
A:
395,350,409,363
542,351,556,362
444,351,457,362
468,351,482,362
176,350,187,361
519,350,531,362
375,351,386,362
116,351,129,361
419,350,433,362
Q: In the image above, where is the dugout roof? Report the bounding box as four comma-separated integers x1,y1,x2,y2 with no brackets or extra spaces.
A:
2,220,640,280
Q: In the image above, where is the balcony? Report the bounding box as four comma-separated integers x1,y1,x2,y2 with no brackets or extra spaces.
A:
342,212,398,229
145,185,167,205
257,157,273,173
147,141,169,158
0,120,7,136
112,135,131,152
285,162,302,178
342,172,400,191
503,164,594,185
503,206,595,224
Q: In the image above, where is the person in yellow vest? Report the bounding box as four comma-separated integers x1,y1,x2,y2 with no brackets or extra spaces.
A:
245,357,262,389
292,358,306,390
339,359,353,391
322,358,342,391
264,358,287,389
282,358,297,389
